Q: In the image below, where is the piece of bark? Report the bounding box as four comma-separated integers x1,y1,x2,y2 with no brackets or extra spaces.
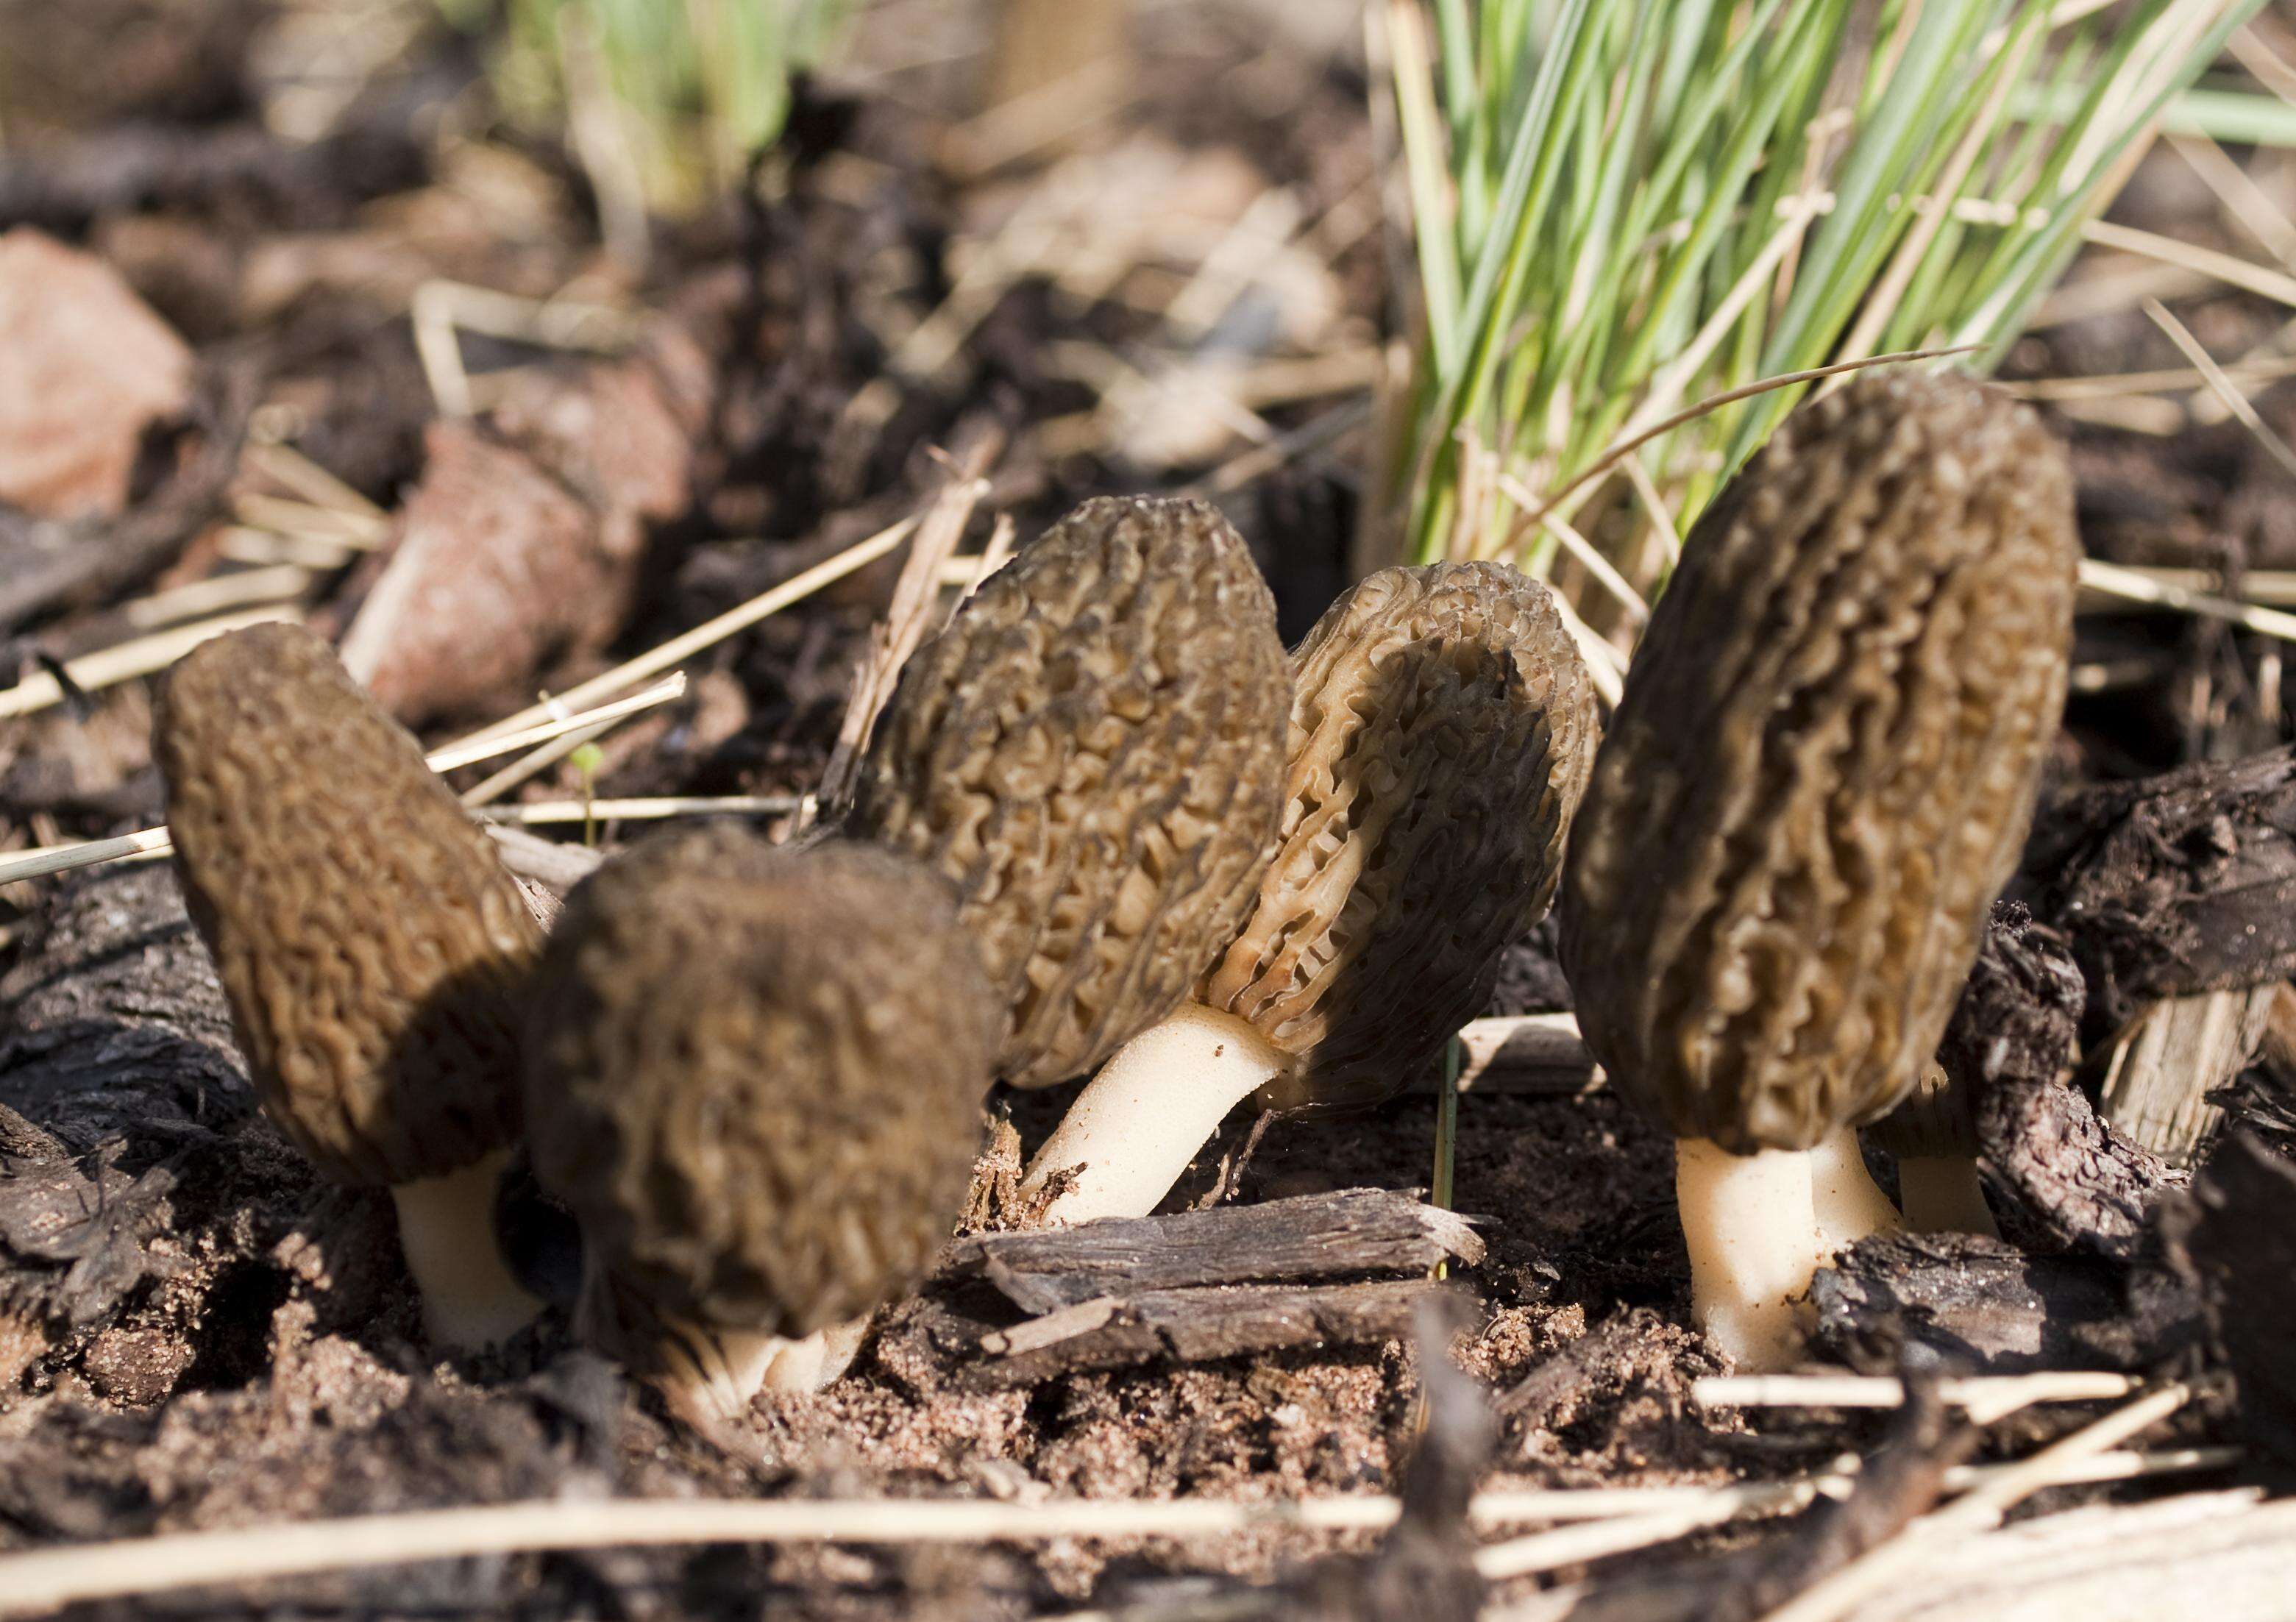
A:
2180,1132,2296,1466
0,866,289,1348
2025,746,2296,1038
937,1188,1485,1315
1808,1231,2200,1373
957,1278,1445,1388
1455,1014,1603,1095
0,229,193,519
1941,901,2172,1259
2092,983,2277,1165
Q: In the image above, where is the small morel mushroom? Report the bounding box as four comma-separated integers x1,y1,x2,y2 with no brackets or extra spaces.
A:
525,829,994,1425
1023,561,1600,1223
1866,1063,2000,1238
154,623,545,1351
1559,371,2077,1371
847,495,1289,1092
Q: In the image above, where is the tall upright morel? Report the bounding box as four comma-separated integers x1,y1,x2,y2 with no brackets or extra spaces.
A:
1023,561,1599,1224
155,623,546,1351
848,494,1290,1092
1559,371,2078,1370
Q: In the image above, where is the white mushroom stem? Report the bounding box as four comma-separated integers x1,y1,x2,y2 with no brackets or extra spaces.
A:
654,1317,872,1429
1674,1137,1819,1374
1020,1003,1288,1226
1897,1154,2000,1239
1808,1125,1903,1256
388,1150,544,1352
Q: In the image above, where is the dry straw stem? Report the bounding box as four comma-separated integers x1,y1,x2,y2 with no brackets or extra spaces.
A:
2079,556,2296,642
472,794,799,826
814,447,998,817
0,608,303,722
0,676,688,889
1755,1382,2194,1622
124,566,313,631
2141,294,2296,481
0,1442,2231,1618
1696,1370,2136,1423
460,516,917,746
230,493,389,549
411,278,639,419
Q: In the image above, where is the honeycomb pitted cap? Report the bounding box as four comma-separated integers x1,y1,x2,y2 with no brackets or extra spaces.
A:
1203,561,1599,1114
155,622,541,1187
1560,371,2078,1153
847,495,1289,1089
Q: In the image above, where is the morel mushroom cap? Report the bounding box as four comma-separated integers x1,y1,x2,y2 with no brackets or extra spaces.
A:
1558,370,2076,1367
154,621,545,1347
1020,562,1599,1225
1561,371,2077,1153
525,828,994,1413
1206,560,1599,1114
847,494,1288,1089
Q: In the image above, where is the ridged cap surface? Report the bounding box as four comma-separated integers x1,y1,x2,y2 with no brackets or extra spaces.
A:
1560,371,2078,1152
847,496,1288,1088
1204,561,1599,1113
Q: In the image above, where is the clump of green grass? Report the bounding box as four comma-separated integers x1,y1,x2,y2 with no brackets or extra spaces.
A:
1385,0,2271,597
448,0,853,216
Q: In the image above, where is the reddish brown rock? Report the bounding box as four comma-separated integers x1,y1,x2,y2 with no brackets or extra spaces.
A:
0,228,193,518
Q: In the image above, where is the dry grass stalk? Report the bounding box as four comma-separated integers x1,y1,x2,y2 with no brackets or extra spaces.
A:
1753,1383,2194,1622
0,676,687,890
0,608,303,721
0,1442,2231,1619
472,794,800,827
462,517,917,746
813,441,999,818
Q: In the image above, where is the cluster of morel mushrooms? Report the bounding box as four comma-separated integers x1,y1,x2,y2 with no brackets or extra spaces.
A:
149,368,2075,1426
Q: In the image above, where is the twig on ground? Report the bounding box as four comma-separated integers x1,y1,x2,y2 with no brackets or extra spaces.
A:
1752,1384,2194,1622
813,437,1000,819
458,518,917,746
0,607,302,721
0,1445,2231,1620
0,676,687,889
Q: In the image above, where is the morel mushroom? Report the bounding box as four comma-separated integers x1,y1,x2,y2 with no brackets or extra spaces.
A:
1866,1064,2000,1238
1023,561,1601,1224
1559,371,2077,1371
154,623,544,1351
525,829,994,1424
847,495,1289,1091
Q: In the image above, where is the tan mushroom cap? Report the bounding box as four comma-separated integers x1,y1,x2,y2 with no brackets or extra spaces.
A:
1560,370,2078,1154
847,495,1288,1089
1201,561,1600,1115
523,830,994,1342
154,622,541,1187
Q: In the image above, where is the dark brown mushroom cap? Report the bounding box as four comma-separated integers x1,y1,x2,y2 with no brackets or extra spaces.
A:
1559,371,2078,1153
524,830,994,1339
847,495,1288,1089
154,622,541,1187
1202,561,1600,1115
